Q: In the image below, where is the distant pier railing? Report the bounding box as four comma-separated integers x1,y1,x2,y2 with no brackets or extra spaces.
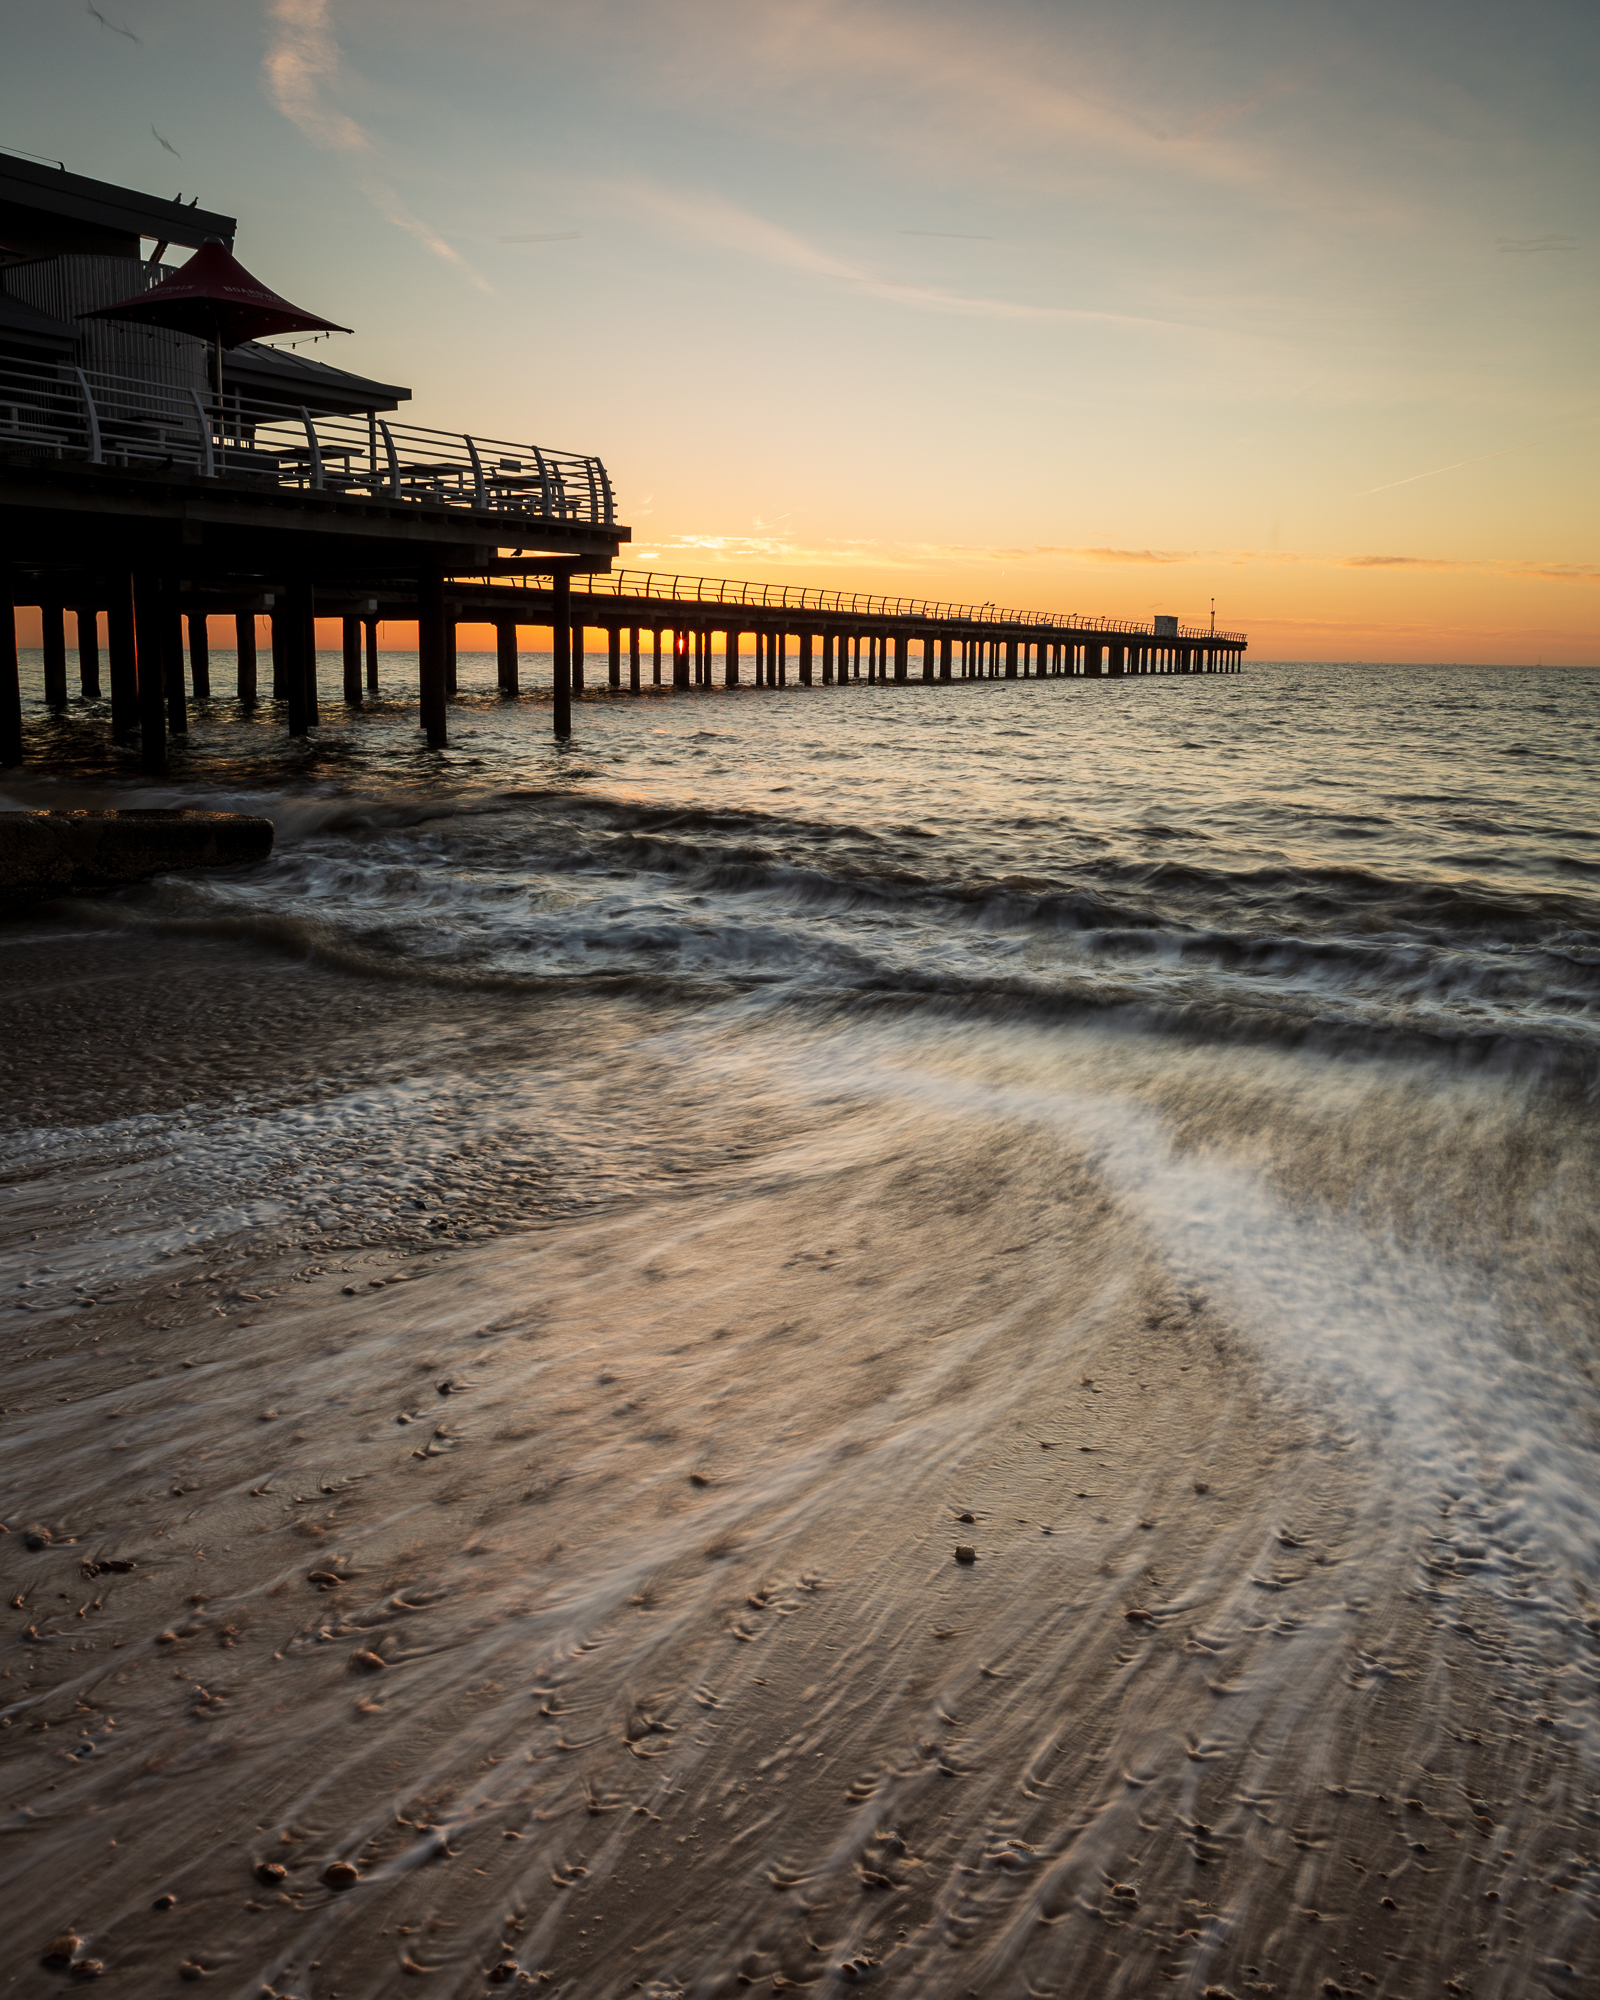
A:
554,566,1243,644
0,350,615,527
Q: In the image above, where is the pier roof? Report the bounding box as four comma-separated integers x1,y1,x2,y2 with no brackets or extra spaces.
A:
0,154,235,263
222,341,411,417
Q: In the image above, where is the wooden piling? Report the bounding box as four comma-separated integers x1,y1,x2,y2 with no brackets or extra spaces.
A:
133,571,168,775
800,630,814,686
164,594,187,735
76,609,102,698
497,617,519,695
629,625,641,694
109,582,138,740
0,567,21,767
652,627,662,686
572,621,585,694
444,617,458,697
270,609,288,700
418,570,448,747
342,615,363,703
188,612,211,699
608,624,621,690
41,601,68,709
284,577,311,738
234,612,257,706
551,574,572,737
365,617,379,692
725,628,739,687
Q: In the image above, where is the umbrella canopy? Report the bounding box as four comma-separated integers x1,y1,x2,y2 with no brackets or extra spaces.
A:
82,239,350,350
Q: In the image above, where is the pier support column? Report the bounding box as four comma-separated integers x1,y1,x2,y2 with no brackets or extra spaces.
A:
133,571,169,776
365,617,379,692
608,624,622,691
41,601,68,709
669,629,687,690
497,617,519,695
444,617,458,696
551,573,572,738
417,571,448,747
270,609,288,699
725,628,740,687
76,609,102,698
1004,638,1017,679
164,593,188,735
939,635,952,681
652,628,662,687
572,621,585,694
109,583,138,741
342,615,363,703
820,632,833,685
629,626,641,694
234,612,257,706
188,612,211,699
284,577,312,738
800,630,813,686
0,568,21,767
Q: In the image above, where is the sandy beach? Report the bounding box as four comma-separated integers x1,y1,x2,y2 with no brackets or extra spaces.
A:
6,887,1597,1998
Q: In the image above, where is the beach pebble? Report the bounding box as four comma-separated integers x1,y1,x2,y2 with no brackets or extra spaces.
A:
179,1963,208,1982
321,1860,360,1890
954,1545,977,1564
487,1965,519,1985
955,1511,976,1524
348,1649,386,1673
24,1529,52,1551
151,1893,177,1910
69,1961,103,1981
42,1934,82,1968
255,1861,287,1885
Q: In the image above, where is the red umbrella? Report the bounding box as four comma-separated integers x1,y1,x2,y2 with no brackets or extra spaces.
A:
83,238,351,406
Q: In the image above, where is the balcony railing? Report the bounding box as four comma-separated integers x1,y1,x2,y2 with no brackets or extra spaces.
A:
485,565,1242,643
0,349,615,529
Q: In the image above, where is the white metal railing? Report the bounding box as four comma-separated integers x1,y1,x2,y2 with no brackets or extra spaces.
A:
0,349,615,529
480,565,1243,643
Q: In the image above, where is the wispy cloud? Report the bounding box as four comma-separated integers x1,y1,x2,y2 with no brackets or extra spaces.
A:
644,528,1600,588
1495,234,1576,254
262,0,491,292
624,183,1196,329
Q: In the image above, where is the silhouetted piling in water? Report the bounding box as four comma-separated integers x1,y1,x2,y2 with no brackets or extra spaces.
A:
497,617,518,696
551,570,572,738
41,600,67,710
109,583,137,741
342,615,362,704
234,612,256,706
76,608,101,699
188,612,210,700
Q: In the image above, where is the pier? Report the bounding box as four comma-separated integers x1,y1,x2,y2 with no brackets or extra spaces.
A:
1,156,1243,773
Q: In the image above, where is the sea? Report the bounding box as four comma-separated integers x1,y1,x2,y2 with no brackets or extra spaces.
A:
2,651,1599,1997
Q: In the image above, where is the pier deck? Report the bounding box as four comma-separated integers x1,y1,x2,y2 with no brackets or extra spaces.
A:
2,357,1242,770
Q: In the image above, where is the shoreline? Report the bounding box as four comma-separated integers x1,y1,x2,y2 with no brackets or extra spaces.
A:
4,921,1594,1996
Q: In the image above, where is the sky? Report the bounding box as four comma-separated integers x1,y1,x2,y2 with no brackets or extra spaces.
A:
5,0,1598,661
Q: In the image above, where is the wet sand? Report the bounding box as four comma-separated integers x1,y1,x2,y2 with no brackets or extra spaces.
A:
4,922,1598,1999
